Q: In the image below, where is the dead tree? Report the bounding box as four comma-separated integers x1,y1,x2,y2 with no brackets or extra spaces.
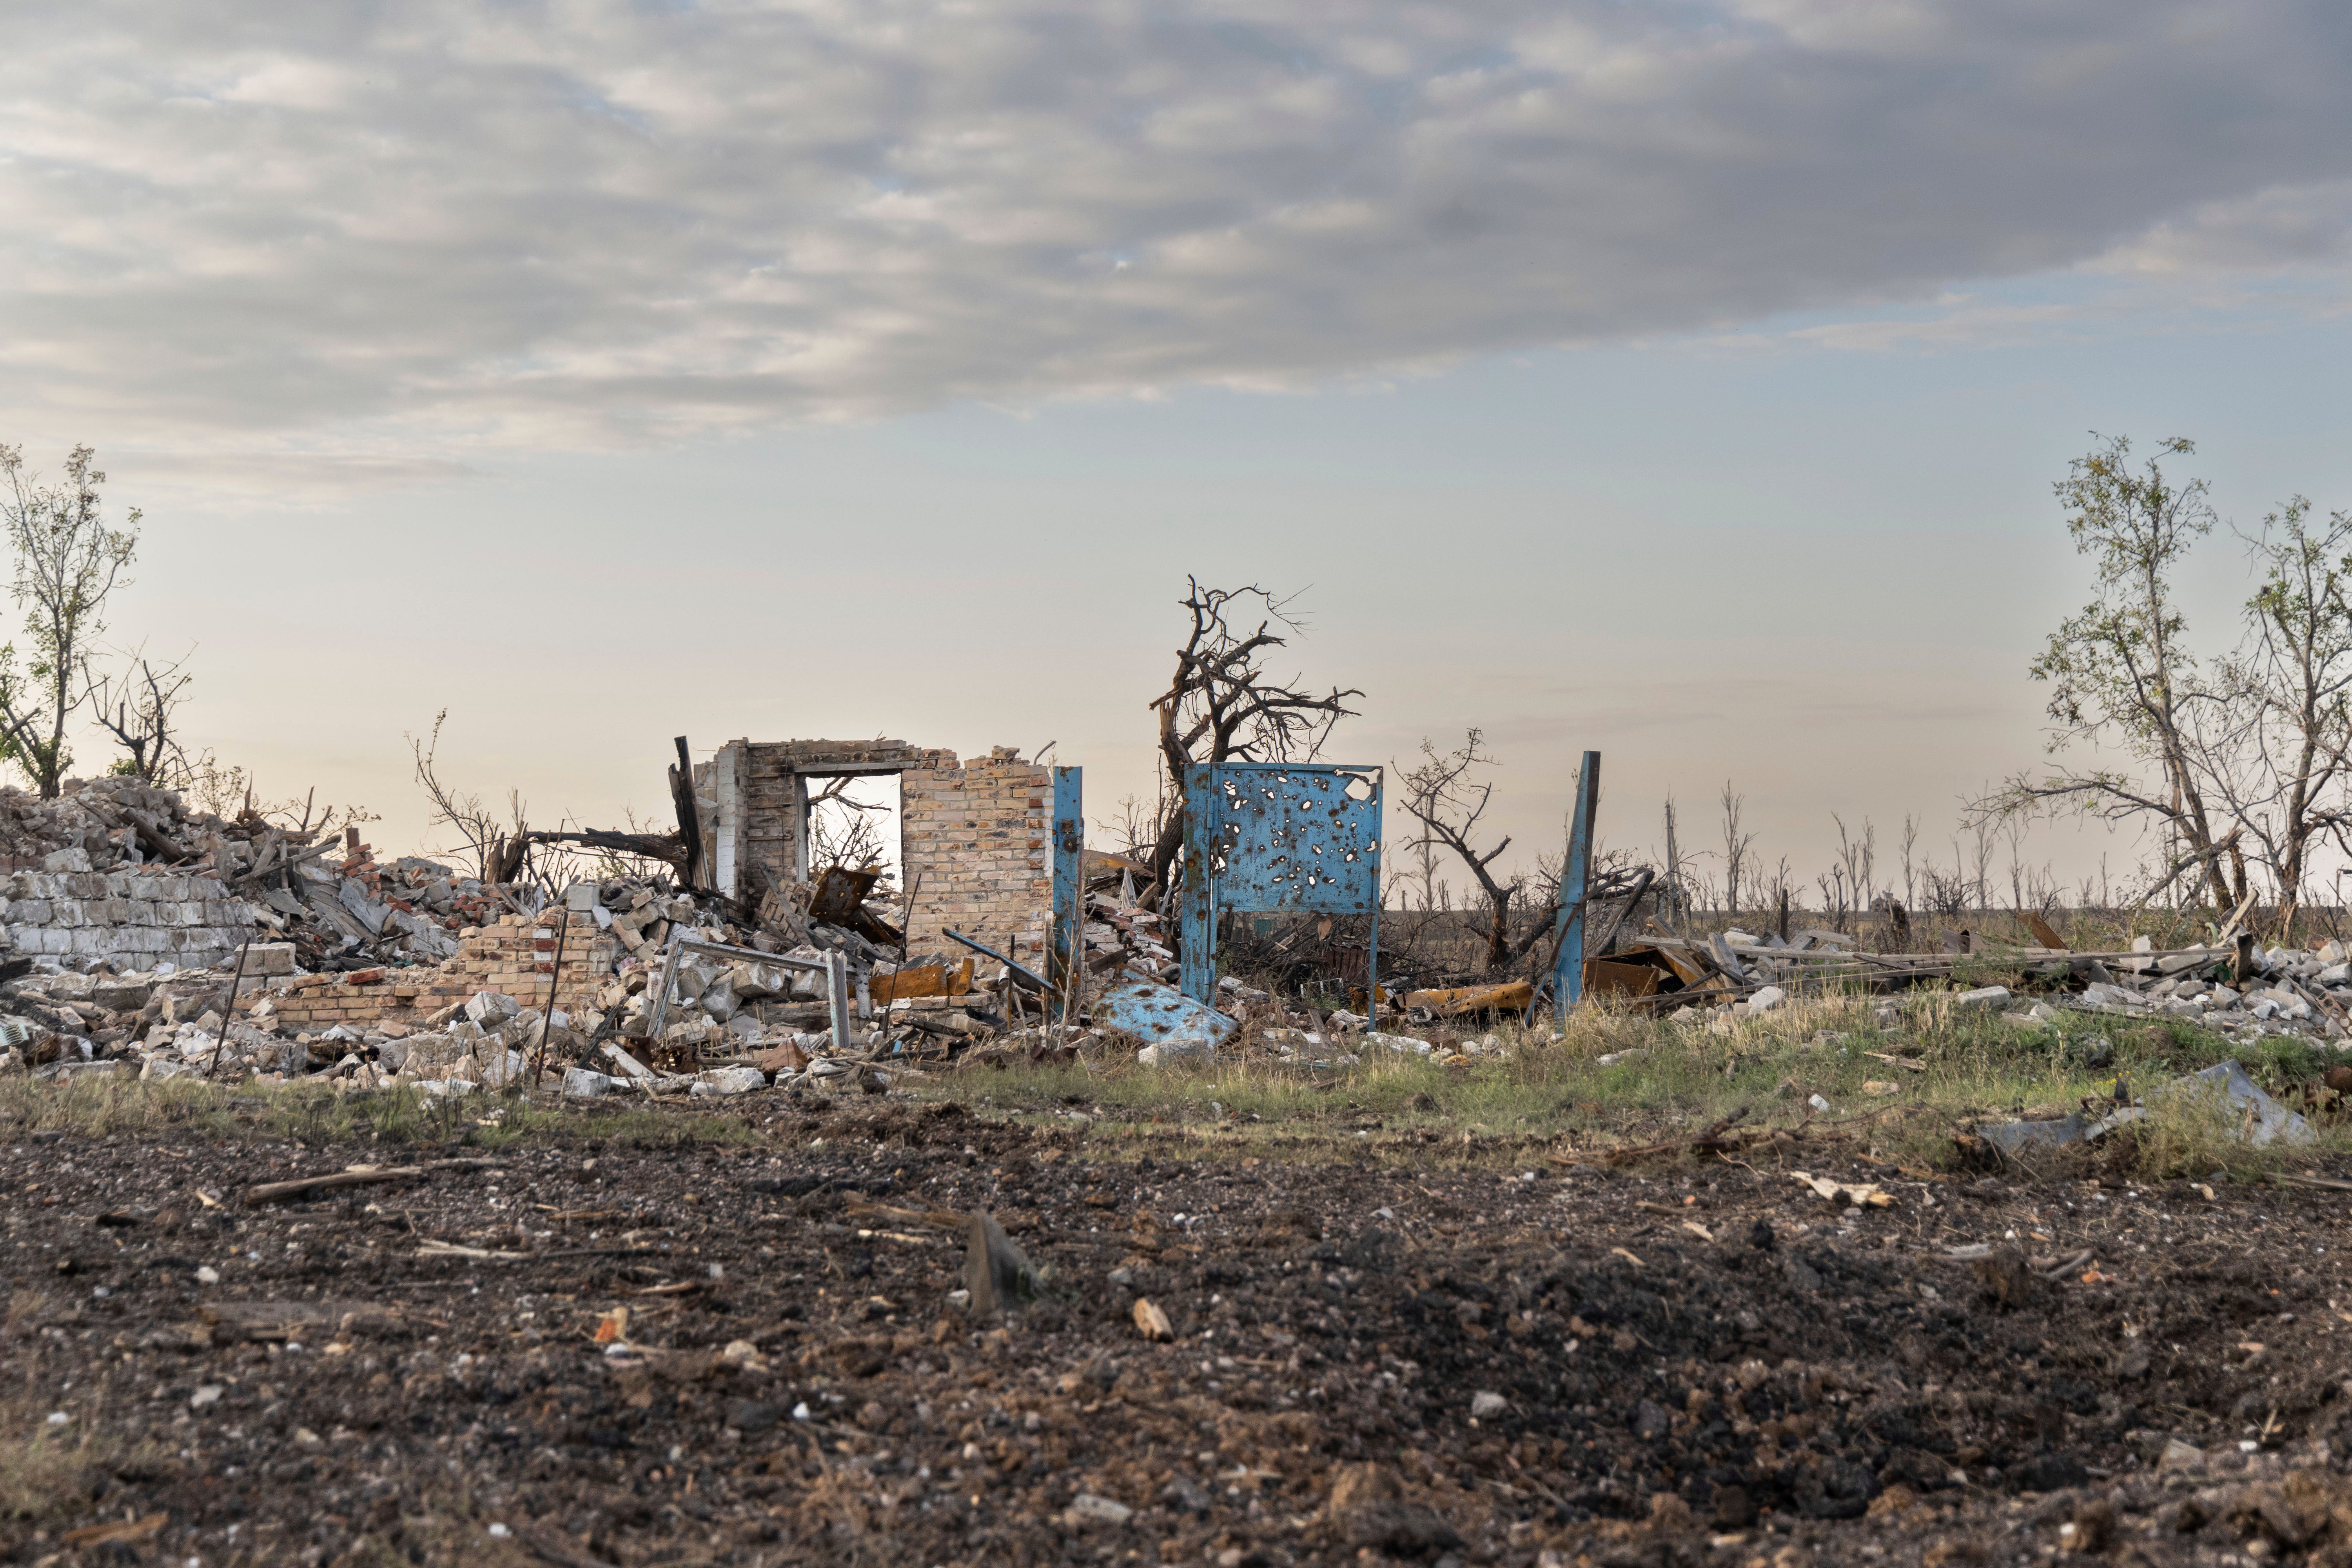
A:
1399,730,1521,971
1145,579,1363,892
90,646,194,786
409,708,531,882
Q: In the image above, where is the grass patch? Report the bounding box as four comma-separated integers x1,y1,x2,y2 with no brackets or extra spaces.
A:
3,982,2345,1183
0,1075,767,1154
910,988,2352,1177
0,1290,165,1529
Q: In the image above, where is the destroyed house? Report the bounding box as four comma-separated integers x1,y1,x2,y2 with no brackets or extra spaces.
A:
689,739,1052,965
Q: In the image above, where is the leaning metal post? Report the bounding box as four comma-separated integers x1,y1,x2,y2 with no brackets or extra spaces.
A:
1552,751,1602,1012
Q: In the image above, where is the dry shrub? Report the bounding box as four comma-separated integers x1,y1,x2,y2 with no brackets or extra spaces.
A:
0,1289,128,1526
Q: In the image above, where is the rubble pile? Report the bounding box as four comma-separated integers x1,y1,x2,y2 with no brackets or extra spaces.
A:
1662,927,2352,1043
12,770,2352,1107
0,773,572,975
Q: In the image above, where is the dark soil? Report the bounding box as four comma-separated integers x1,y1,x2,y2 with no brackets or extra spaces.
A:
7,1097,2352,1566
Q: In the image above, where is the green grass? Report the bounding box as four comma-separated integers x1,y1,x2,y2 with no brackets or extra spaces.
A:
912,987,2352,1176
2,984,2345,1181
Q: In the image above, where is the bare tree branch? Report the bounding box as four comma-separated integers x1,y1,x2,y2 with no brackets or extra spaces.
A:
1144,578,1364,893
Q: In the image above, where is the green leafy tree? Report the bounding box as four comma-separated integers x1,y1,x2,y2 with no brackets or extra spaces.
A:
1981,435,2236,905
1985,436,2352,931
0,445,140,797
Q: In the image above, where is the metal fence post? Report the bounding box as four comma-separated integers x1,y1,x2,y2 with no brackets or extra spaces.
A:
1050,767,1084,1009
1179,763,1219,1003
1366,770,1383,1024
826,949,853,1055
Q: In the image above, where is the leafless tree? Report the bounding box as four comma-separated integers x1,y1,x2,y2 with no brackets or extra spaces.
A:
1098,791,1173,866
408,709,528,881
1659,794,1690,924
1398,730,1525,970
0,444,139,796
90,646,194,786
1719,782,1755,919
2198,497,2352,931
807,775,895,885
1145,578,1363,889
1833,815,1875,914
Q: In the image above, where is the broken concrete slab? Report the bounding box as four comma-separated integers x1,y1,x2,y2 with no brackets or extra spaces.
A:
690,1065,767,1097
1977,1058,2314,1155
466,990,521,1027
2148,1059,2315,1147
1977,1114,2092,1155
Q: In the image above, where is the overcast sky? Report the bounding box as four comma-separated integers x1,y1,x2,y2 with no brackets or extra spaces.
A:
5,0,2352,902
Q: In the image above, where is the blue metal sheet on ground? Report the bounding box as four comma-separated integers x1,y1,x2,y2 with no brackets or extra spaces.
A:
1093,981,1238,1047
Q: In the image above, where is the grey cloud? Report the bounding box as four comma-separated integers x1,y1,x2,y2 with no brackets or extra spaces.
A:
2,0,2348,448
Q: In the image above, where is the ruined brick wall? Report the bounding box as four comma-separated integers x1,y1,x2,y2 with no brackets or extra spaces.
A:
717,739,955,896
698,738,1053,965
4,863,258,968
265,911,611,1034
900,751,1051,962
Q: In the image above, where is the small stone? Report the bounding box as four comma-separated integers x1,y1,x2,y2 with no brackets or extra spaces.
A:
1062,1494,1134,1527
2157,1437,2205,1472
190,1385,223,1408
1747,986,1786,1012
725,1399,783,1434
1470,1391,1508,1419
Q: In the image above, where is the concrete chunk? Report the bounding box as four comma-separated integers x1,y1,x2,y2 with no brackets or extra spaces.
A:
241,943,297,976
691,1065,767,1096
465,989,521,1026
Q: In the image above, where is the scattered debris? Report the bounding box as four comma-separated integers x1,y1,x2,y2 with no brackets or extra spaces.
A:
1976,1058,2314,1155
1790,1172,1896,1207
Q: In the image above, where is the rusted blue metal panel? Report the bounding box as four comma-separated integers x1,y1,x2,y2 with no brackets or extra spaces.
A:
1206,764,1382,913
1049,767,1083,1008
1179,762,1381,1006
1552,751,1602,1009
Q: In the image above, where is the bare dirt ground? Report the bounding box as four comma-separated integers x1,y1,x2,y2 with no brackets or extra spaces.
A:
7,1092,2352,1568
